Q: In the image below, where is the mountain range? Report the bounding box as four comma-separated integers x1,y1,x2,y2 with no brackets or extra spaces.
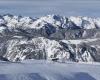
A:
0,14,100,62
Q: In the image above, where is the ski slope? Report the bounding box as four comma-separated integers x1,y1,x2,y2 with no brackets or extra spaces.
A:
0,60,100,80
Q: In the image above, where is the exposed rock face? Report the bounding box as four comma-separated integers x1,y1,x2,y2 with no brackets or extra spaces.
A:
4,37,69,62
0,14,100,62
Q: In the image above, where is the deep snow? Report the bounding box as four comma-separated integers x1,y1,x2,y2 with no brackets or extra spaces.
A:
0,60,100,80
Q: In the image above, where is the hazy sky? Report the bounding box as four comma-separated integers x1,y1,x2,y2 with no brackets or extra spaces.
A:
0,0,100,17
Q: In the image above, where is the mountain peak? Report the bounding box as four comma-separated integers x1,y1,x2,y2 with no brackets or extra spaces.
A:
0,14,100,30
0,14,100,62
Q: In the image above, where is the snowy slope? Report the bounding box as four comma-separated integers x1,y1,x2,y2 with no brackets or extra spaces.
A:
0,60,99,80
0,14,100,62
1,14,100,30
4,37,70,62
0,14,100,80
61,38,99,45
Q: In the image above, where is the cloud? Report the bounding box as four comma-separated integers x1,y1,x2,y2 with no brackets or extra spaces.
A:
0,0,99,17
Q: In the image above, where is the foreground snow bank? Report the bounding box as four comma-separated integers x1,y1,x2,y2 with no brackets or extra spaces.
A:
0,60,100,80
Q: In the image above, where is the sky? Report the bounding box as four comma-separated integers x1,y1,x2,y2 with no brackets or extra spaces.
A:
0,0,100,18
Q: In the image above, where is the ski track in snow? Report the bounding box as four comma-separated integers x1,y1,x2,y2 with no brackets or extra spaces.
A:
0,60,100,80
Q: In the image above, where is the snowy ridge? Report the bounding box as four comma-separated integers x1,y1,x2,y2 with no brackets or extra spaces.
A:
1,14,100,30
2,36,99,62
4,37,69,62
0,14,100,62
61,38,99,45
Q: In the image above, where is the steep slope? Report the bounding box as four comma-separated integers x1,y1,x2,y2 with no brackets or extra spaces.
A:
1,14,100,31
4,37,69,62
0,14,100,62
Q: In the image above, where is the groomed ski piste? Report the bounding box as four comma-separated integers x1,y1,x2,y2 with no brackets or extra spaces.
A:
0,60,100,80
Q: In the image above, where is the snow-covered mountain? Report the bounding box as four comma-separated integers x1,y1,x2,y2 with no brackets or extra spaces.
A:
1,14,100,30
0,14,100,62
